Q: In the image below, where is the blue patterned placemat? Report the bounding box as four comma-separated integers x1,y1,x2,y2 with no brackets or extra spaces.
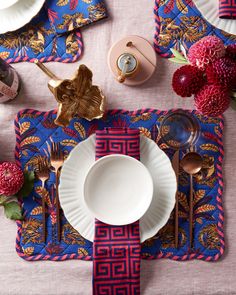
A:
0,0,107,63
15,108,224,261
154,0,236,57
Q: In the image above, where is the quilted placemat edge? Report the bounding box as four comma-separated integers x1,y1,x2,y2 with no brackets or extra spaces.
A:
153,0,236,57
14,108,225,262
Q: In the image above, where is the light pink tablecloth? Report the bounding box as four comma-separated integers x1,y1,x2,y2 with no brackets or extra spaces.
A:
0,1,236,294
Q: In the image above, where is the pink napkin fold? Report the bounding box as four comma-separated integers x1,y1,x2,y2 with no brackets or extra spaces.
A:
219,0,236,19
93,128,141,295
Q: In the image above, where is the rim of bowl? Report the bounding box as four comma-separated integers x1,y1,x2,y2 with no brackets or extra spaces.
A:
83,154,154,225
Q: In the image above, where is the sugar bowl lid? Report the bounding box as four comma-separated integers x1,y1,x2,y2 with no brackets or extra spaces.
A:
108,35,157,86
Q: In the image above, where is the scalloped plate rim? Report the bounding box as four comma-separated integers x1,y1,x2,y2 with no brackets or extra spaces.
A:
193,0,236,36
0,0,45,34
59,134,177,243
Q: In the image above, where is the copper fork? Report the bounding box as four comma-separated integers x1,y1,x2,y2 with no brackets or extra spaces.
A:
35,158,50,243
51,142,64,242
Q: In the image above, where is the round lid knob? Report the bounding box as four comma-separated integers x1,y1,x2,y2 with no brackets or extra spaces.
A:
117,53,138,74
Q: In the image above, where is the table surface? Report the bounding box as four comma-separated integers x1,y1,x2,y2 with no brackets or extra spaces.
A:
1,1,236,294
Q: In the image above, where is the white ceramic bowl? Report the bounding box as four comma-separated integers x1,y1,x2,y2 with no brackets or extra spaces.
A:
0,0,18,10
59,135,177,243
84,154,153,226
0,0,45,34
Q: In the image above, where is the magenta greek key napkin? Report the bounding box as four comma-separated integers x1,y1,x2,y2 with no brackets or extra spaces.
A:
219,0,236,19
93,128,141,295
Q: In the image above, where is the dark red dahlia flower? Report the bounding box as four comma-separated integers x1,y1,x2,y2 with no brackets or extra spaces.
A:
172,65,205,97
194,84,230,117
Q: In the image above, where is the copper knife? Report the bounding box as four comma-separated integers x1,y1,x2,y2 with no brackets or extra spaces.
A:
172,150,180,248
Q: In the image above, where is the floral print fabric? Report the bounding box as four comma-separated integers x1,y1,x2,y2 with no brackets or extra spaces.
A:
154,0,236,57
0,0,107,63
15,109,224,261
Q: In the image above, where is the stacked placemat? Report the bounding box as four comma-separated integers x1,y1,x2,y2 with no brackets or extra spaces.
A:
0,0,107,63
154,0,236,57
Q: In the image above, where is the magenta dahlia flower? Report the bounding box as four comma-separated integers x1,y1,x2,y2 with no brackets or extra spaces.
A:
188,36,225,70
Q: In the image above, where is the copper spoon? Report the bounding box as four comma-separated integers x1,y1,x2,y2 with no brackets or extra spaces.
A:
126,41,156,67
180,151,203,249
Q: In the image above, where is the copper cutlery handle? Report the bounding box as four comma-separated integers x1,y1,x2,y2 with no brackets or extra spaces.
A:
55,169,61,242
180,150,203,250
172,150,180,248
51,142,64,242
189,174,193,249
42,194,46,243
41,179,46,244
36,158,50,244
175,191,179,248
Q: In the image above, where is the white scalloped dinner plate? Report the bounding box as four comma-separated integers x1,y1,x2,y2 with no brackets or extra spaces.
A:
0,0,45,34
0,0,19,10
59,135,177,243
193,0,236,35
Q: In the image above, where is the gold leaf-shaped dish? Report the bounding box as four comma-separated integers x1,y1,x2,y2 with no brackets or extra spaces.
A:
35,61,106,127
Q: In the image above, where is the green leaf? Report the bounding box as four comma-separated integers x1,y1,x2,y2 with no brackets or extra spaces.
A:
180,44,188,60
168,57,189,64
18,171,35,198
170,48,187,61
0,195,8,205
4,202,23,220
0,195,17,205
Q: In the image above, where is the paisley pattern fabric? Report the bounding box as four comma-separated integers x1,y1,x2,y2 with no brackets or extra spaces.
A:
14,108,224,262
154,0,236,57
0,0,107,63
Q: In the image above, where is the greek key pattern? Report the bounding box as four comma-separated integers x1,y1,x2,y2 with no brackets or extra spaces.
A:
93,128,141,295
219,0,236,18
96,128,140,160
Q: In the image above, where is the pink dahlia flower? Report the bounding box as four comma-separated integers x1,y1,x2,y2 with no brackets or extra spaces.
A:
194,84,230,117
0,162,24,196
188,36,226,70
